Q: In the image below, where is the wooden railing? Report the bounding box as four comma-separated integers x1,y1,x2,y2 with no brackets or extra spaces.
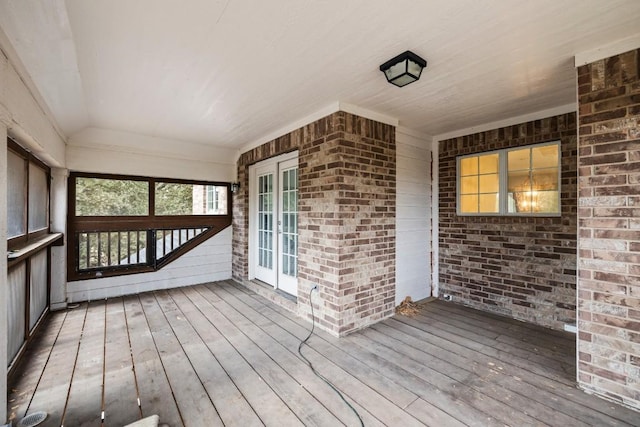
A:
73,227,212,278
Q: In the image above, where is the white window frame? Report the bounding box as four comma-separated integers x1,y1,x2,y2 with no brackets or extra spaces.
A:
456,140,561,217
206,185,219,213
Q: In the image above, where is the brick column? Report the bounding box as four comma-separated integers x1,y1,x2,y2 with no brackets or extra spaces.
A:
233,112,396,336
298,115,396,335
577,48,640,410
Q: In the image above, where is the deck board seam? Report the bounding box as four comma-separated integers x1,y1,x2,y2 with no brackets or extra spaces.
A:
138,294,186,427
214,282,437,427
191,284,328,426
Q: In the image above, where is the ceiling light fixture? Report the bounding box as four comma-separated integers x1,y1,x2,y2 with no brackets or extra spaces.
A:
379,50,427,87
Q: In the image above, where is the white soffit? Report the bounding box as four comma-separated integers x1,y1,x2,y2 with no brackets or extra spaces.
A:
433,103,577,142
0,0,639,151
0,0,87,136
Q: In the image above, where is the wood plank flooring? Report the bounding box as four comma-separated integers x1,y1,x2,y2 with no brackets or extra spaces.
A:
8,280,640,426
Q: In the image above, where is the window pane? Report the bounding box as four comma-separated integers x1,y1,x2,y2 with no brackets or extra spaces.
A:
479,154,499,174
8,150,26,238
258,174,274,270
76,178,149,216
460,157,478,176
156,182,197,215
508,169,532,213
536,190,560,213
512,191,533,213
533,168,559,191
206,186,215,211
508,148,530,171
479,174,499,193
507,170,529,193
460,176,478,194
507,143,560,214
532,145,559,169
460,195,478,213
28,164,48,232
155,183,228,215
204,185,227,214
479,194,499,213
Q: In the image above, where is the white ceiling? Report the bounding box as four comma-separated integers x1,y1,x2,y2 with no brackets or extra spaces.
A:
1,0,639,149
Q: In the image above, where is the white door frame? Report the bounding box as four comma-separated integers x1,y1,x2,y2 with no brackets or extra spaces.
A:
248,151,299,295
276,157,298,295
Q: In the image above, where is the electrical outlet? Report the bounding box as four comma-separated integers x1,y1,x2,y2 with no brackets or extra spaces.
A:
443,294,452,301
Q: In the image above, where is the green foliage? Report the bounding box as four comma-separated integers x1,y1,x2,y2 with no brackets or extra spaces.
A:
155,182,194,215
75,178,194,216
76,178,149,216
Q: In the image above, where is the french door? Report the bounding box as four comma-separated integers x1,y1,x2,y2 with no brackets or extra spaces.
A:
250,154,298,296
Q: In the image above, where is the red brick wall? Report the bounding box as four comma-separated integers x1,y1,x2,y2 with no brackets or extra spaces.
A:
576,48,640,410
234,112,396,336
439,113,578,329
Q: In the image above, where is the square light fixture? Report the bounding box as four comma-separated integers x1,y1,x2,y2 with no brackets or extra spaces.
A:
379,50,427,87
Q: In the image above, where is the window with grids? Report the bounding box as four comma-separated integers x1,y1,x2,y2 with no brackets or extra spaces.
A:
457,141,560,216
206,185,227,214
68,172,231,280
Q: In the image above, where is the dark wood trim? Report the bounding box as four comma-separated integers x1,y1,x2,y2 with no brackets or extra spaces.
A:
47,246,52,312
69,215,231,232
71,171,230,187
23,148,29,245
70,265,156,281
7,137,52,250
24,256,31,342
5,138,55,382
8,233,63,268
7,307,49,381
8,138,50,171
67,171,233,281
149,177,156,216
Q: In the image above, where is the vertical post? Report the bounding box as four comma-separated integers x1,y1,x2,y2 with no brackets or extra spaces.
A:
148,229,156,268
117,231,122,265
1,125,10,423
431,139,439,298
50,167,68,310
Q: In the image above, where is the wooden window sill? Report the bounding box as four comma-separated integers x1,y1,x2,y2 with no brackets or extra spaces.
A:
8,233,63,268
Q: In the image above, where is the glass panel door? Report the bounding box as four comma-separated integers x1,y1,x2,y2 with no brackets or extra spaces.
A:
250,153,298,296
254,171,276,285
277,159,298,295
258,173,274,270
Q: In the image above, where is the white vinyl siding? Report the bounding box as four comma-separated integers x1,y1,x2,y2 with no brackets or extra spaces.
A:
66,227,232,302
395,129,432,305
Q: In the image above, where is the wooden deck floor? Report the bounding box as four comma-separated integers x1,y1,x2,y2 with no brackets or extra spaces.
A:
8,280,640,426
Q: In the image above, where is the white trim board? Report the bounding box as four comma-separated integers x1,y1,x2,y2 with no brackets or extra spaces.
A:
575,33,640,67
237,102,398,160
